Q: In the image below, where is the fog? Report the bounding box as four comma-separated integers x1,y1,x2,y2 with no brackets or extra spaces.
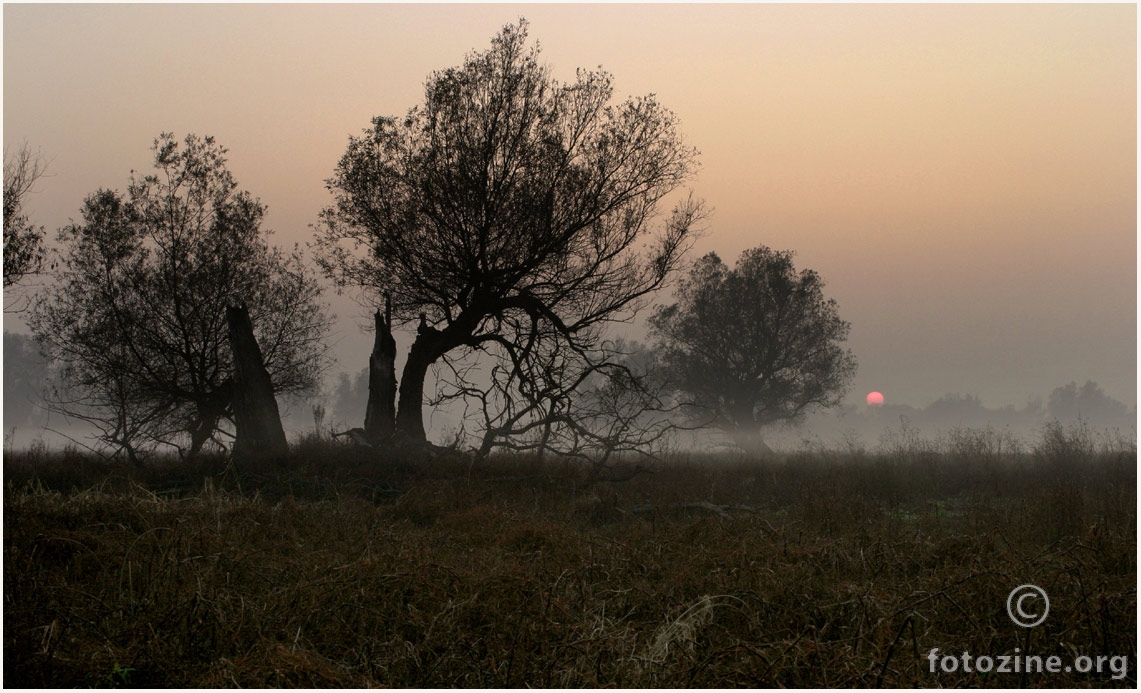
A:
7,329,1132,457
5,4,1135,407
3,4,1135,455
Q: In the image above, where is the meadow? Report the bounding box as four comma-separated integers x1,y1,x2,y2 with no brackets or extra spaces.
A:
4,424,1135,687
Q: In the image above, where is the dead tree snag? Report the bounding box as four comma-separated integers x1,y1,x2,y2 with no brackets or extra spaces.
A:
227,305,289,458
363,294,398,443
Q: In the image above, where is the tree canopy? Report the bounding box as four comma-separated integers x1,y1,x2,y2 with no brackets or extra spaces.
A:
31,133,330,461
650,246,856,454
3,143,49,300
1047,380,1132,429
317,20,703,444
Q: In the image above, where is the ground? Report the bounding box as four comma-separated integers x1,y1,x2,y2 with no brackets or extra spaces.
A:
3,433,1136,687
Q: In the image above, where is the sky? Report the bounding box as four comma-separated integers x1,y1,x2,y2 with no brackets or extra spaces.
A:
3,3,1136,414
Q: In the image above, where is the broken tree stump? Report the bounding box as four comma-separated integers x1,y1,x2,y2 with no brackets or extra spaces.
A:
227,305,289,459
363,294,397,444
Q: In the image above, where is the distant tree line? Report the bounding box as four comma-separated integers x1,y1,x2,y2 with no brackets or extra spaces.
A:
783,381,1135,452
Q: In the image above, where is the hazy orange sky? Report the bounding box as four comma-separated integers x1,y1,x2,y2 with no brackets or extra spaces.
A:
4,3,1136,411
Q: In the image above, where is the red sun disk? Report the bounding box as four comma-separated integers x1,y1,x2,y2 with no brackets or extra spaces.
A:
866,391,885,407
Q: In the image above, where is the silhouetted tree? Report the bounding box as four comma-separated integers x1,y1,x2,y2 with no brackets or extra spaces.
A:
1047,381,1132,429
317,20,702,446
650,247,857,454
30,133,330,461
4,143,48,303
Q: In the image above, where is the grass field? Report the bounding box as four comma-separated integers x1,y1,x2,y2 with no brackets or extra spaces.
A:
4,426,1136,687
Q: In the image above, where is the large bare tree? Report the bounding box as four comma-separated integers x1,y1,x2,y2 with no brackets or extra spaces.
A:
316,20,703,446
650,247,857,455
31,133,331,461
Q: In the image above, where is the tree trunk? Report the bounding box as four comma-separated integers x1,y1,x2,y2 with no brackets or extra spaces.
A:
394,311,484,443
187,414,218,459
730,427,774,458
394,313,459,442
111,401,143,466
394,334,437,442
227,305,289,459
363,297,397,443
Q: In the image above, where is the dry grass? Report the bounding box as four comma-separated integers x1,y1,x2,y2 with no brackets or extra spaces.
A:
4,433,1136,687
